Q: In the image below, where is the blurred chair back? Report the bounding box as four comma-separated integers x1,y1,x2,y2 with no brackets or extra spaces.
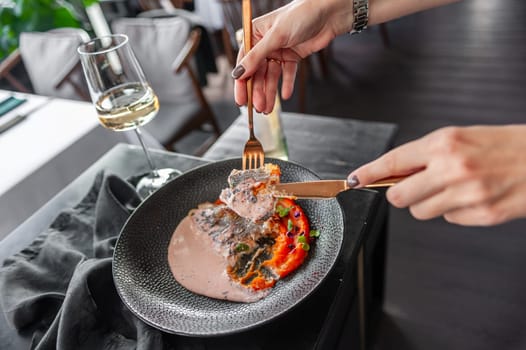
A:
18,28,91,100
112,16,221,155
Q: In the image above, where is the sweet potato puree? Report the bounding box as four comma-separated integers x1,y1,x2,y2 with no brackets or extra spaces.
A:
168,164,316,302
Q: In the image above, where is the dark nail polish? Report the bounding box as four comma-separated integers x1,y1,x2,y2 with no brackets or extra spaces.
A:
347,175,360,188
231,65,245,79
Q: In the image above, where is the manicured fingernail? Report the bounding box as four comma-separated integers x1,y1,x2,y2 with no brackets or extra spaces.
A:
347,175,360,188
231,65,245,79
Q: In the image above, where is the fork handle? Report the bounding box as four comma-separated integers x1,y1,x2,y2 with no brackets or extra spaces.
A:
364,176,407,188
242,0,252,63
247,79,254,136
242,0,255,136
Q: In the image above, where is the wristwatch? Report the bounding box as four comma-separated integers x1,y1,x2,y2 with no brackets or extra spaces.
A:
350,0,369,35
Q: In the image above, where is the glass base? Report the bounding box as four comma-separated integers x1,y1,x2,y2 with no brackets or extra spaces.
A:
135,168,182,199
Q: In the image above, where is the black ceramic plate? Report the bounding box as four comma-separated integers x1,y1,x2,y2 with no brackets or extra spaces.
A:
113,158,344,336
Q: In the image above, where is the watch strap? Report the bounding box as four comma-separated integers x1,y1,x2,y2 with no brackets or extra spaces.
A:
351,0,369,35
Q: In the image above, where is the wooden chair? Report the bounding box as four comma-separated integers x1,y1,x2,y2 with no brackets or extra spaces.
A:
0,28,91,101
112,16,222,156
0,52,31,93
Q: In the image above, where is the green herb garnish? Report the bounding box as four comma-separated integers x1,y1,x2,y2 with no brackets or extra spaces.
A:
235,243,249,252
287,219,294,231
297,235,307,244
276,205,291,217
309,229,320,238
300,242,310,251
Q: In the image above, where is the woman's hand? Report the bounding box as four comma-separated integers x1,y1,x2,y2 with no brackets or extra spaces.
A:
347,125,526,226
232,0,353,113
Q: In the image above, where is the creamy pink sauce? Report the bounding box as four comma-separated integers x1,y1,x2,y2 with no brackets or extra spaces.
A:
168,209,269,303
167,166,280,303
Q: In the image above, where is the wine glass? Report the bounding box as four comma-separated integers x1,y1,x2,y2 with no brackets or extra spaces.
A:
77,34,181,198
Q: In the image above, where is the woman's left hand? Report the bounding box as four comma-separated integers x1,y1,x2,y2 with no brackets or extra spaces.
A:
232,0,354,114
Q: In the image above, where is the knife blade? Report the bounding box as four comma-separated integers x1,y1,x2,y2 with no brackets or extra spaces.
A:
272,176,406,199
273,180,349,199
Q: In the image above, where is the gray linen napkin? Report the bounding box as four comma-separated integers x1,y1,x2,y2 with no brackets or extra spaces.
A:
0,171,166,350
0,171,315,350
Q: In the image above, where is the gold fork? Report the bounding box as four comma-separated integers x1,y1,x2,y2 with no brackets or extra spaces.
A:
241,0,265,170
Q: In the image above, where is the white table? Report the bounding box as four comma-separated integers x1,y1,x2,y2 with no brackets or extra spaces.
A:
0,91,99,195
0,90,145,239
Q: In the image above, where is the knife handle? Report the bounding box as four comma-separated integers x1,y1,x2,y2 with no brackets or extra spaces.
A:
364,176,407,188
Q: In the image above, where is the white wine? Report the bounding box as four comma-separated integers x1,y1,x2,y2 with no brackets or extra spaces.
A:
96,83,159,131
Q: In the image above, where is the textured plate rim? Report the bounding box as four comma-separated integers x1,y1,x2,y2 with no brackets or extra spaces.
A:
112,158,345,337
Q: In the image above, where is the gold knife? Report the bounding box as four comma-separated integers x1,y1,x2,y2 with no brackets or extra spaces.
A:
272,176,406,199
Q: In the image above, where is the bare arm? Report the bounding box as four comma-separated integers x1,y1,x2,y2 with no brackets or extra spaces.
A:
233,0,461,112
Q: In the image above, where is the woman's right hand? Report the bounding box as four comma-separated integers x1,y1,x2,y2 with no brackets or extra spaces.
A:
232,0,354,114
347,125,526,226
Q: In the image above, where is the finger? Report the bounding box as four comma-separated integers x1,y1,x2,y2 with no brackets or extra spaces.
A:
407,188,466,221
235,79,248,106
444,203,505,226
281,60,297,100
385,167,445,209
234,49,247,106
444,184,526,226
252,64,267,113
232,29,284,80
407,177,508,220
348,138,429,187
264,59,282,113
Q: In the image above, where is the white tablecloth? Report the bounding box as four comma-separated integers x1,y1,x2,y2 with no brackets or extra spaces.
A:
0,90,158,239
0,91,99,195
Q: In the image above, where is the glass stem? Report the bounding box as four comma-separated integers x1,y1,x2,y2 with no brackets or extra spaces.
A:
135,127,158,174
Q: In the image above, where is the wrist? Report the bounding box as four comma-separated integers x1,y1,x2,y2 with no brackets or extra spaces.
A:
324,0,355,35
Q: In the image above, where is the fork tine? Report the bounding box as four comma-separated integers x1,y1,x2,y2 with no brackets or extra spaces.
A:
242,148,265,170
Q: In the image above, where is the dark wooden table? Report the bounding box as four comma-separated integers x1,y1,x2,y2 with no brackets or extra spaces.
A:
205,112,398,349
205,112,396,179
0,112,397,349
